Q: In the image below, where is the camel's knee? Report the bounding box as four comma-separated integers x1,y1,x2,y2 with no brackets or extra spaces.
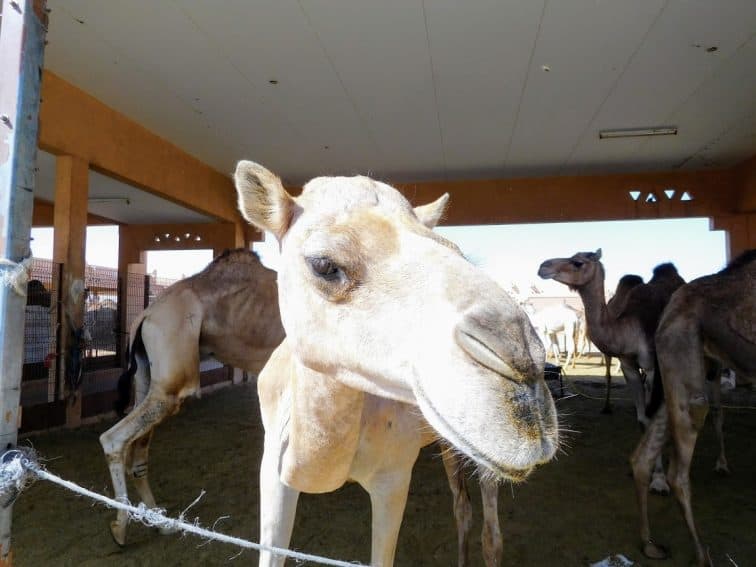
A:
100,430,125,462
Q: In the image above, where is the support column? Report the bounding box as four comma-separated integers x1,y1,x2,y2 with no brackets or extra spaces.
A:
52,155,88,428
117,225,147,366
711,214,756,261
0,0,48,563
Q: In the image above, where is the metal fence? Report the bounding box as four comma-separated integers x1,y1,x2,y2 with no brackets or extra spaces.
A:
22,259,62,405
84,264,120,368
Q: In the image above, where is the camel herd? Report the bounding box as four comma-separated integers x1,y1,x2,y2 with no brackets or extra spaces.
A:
99,161,755,567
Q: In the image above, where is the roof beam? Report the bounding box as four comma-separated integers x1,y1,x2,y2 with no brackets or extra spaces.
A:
38,71,240,223
392,168,739,226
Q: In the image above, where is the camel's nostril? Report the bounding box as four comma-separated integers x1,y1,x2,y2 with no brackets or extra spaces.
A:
454,327,518,380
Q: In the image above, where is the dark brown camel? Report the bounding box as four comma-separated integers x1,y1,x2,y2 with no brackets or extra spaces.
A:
602,274,645,414
538,249,685,492
630,249,756,566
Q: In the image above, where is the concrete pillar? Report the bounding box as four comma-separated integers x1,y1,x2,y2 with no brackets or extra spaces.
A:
52,155,88,427
117,225,150,366
712,214,756,261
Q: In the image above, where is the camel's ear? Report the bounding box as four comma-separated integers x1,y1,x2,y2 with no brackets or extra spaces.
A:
594,248,602,260
414,193,449,229
234,161,294,240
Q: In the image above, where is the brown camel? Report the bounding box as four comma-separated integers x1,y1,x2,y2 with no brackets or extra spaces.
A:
538,249,685,492
630,249,756,566
99,249,286,545
234,161,557,566
601,274,645,414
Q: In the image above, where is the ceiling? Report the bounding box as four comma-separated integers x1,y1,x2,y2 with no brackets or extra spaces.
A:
41,0,756,187
35,150,214,224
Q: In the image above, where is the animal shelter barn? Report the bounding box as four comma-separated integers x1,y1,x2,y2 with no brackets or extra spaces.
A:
0,1,755,566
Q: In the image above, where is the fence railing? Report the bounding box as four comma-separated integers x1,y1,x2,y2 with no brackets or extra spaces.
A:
22,259,62,406
21,261,179,406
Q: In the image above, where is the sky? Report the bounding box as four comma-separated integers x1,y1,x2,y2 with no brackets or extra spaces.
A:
30,217,727,293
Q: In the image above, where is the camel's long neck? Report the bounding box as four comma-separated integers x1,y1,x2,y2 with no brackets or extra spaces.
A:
576,265,619,355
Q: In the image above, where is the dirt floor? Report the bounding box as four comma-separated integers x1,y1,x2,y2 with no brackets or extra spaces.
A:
11,356,756,566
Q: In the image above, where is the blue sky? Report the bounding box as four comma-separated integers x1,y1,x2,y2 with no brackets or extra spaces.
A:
31,217,726,293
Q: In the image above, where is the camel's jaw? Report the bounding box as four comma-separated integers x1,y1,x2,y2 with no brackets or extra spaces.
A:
412,369,558,482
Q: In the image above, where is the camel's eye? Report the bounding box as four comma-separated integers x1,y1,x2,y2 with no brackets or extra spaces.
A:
307,256,341,281
571,260,584,268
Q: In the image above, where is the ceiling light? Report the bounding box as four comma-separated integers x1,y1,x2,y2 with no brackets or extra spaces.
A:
88,196,131,205
599,126,677,139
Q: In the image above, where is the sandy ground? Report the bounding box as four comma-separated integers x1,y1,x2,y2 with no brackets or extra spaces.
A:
11,357,756,566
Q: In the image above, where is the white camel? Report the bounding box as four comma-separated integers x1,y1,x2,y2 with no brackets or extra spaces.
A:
525,303,580,368
234,161,558,567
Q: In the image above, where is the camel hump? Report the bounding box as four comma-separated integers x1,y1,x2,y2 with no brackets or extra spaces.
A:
649,262,685,291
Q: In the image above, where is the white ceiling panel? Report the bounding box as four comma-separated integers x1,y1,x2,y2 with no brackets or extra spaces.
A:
177,0,379,182
566,0,756,171
424,0,544,178
631,36,756,169
299,1,445,180
40,0,756,190
506,0,666,174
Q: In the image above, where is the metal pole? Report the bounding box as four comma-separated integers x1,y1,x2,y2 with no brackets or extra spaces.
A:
0,0,48,562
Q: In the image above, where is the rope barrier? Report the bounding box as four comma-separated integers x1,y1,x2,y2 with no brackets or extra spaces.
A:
0,448,365,567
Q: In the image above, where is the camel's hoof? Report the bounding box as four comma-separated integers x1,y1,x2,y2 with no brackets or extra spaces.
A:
642,540,668,560
649,475,670,495
110,521,127,547
601,405,613,415
714,461,731,475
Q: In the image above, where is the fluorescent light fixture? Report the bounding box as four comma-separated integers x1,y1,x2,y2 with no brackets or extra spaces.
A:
88,196,131,205
599,126,677,139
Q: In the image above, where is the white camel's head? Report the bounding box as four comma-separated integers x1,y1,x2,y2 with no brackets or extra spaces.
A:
234,161,558,481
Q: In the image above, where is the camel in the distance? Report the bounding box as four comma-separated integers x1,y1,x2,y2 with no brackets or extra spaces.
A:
234,161,558,566
538,249,685,493
525,303,580,368
630,249,756,566
99,249,286,545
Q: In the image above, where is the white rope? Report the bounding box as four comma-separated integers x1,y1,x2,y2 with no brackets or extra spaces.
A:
0,449,365,567
0,257,31,297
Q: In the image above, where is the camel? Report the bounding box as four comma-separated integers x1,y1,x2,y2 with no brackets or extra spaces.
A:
524,303,580,368
630,249,756,566
537,249,685,493
234,161,558,567
100,250,506,565
601,274,645,414
99,249,286,545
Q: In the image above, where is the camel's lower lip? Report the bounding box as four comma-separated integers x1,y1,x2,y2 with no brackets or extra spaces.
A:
414,382,553,482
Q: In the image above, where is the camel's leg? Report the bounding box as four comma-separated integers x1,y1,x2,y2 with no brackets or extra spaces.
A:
667,393,712,566
618,359,648,429
567,325,578,369
705,365,729,474
365,467,414,567
99,394,176,545
259,438,300,567
129,431,158,507
620,359,669,493
441,450,472,567
602,355,613,414
480,478,502,567
630,407,670,560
